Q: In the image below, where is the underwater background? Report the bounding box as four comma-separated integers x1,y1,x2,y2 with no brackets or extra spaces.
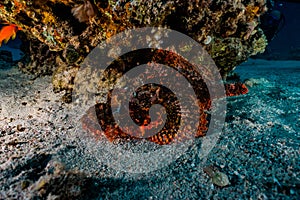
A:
0,0,299,199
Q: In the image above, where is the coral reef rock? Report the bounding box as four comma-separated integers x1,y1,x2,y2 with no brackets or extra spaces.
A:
0,0,268,98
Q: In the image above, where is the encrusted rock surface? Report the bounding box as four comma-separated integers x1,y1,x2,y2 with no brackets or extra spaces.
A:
1,0,267,96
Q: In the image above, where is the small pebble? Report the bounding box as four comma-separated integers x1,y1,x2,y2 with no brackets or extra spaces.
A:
203,35,212,45
17,124,26,132
212,171,230,187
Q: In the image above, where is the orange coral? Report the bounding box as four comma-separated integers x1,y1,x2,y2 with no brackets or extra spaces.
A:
42,11,56,24
245,5,260,22
13,0,26,14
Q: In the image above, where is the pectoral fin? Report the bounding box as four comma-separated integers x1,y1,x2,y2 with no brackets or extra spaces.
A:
11,32,16,40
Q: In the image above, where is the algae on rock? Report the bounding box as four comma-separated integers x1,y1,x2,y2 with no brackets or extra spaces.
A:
0,0,268,98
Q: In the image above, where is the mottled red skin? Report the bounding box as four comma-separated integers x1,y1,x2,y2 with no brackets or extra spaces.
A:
80,83,248,145
80,49,248,145
225,83,249,97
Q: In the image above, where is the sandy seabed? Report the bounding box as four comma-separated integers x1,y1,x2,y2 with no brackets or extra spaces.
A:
0,59,299,199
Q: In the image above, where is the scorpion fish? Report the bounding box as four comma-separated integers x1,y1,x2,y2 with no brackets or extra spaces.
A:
80,49,249,145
